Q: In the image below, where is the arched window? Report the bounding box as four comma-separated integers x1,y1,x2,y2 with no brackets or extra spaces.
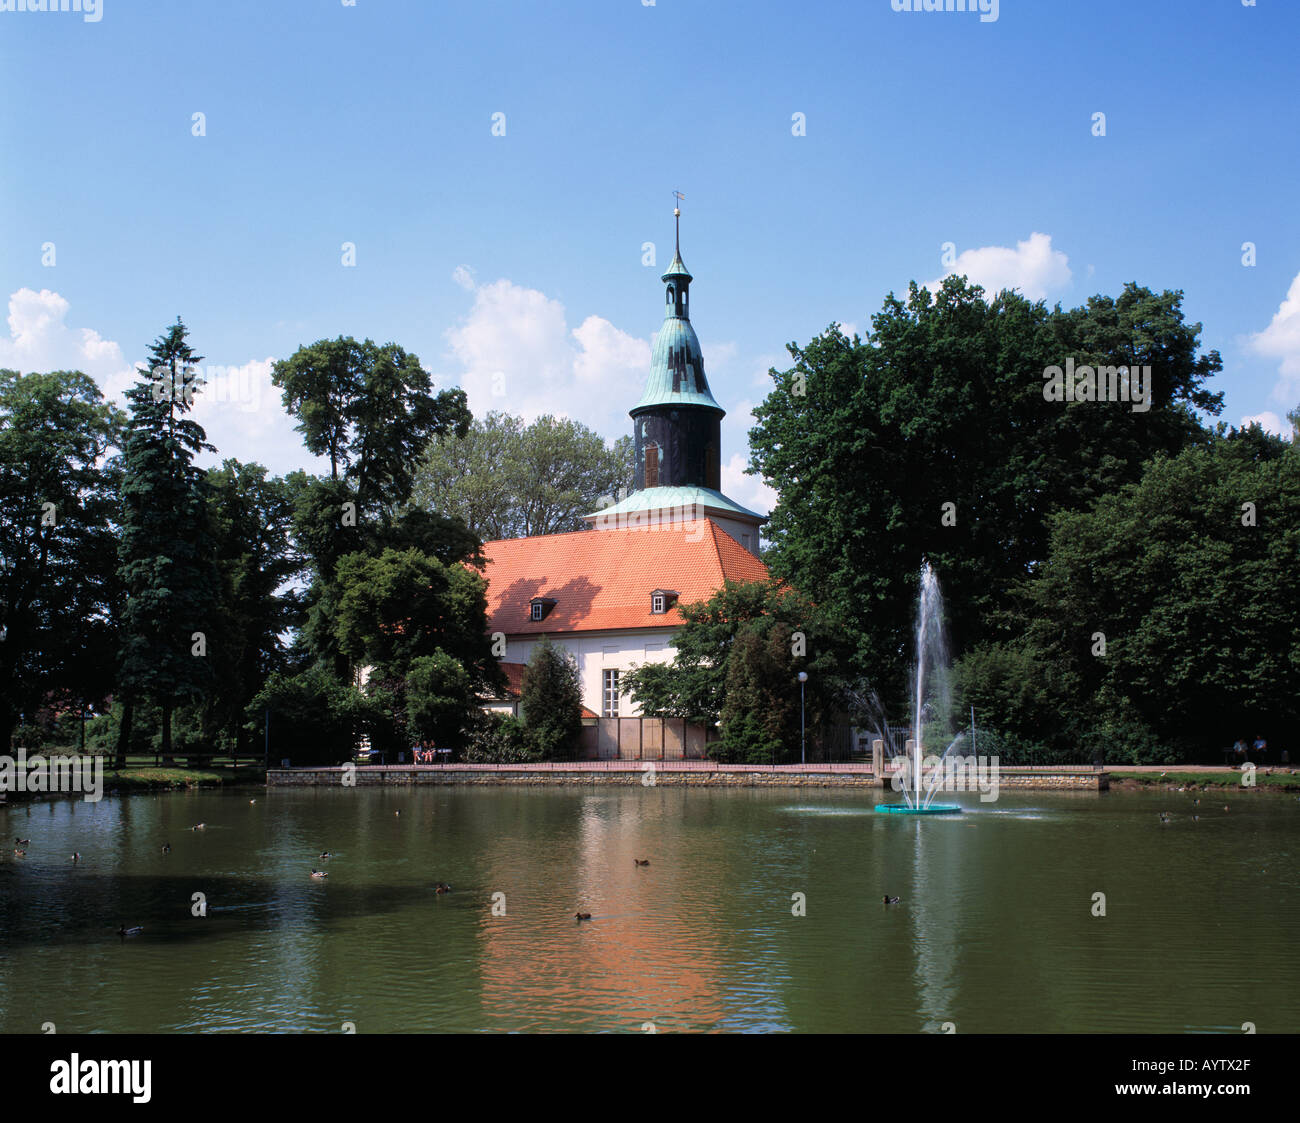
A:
645,441,660,488
666,285,674,307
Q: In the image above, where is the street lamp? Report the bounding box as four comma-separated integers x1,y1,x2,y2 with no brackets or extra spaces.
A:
797,672,808,765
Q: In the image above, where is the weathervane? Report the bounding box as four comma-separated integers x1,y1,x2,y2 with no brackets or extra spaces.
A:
672,190,684,252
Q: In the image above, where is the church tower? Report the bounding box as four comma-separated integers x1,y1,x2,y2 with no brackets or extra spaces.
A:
586,201,765,555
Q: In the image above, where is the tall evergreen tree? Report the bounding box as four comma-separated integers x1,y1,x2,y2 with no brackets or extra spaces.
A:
115,319,218,764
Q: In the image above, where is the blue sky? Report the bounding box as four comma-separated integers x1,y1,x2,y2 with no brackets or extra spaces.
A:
3,0,1298,514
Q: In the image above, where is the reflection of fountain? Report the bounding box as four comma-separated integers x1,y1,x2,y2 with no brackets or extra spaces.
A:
877,561,961,816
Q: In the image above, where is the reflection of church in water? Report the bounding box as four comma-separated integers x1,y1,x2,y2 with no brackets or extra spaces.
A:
479,207,768,752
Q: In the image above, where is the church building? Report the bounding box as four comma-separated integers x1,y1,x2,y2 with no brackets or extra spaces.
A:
480,209,769,745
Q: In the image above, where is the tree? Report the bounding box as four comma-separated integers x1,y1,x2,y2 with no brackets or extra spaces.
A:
0,369,123,748
955,422,1300,761
202,460,302,755
412,410,634,540
718,620,803,764
519,635,583,759
248,664,374,767
116,319,218,763
405,652,473,749
624,580,847,753
749,277,1223,704
272,336,470,518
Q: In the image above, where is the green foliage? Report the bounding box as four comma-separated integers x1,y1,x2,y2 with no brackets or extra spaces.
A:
955,425,1299,761
749,278,1223,704
248,665,374,766
463,710,535,763
412,410,634,540
202,460,301,754
405,651,473,746
272,336,470,514
519,635,583,759
0,367,123,747
330,547,500,693
116,319,220,758
624,579,845,730
717,621,802,763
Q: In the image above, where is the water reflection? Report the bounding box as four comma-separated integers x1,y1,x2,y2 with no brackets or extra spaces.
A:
0,786,1297,1033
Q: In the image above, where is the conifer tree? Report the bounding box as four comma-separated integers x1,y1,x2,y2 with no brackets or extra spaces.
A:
115,318,218,764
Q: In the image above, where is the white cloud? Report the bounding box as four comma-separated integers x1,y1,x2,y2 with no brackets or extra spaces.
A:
1246,269,1300,408
929,232,1072,302
451,264,476,291
1240,411,1291,439
721,452,777,517
0,288,132,388
0,288,323,477
446,278,648,436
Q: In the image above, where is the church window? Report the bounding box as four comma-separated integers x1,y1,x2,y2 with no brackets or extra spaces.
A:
603,669,620,717
645,442,660,488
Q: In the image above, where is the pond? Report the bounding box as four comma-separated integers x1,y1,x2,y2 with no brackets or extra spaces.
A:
1,785,1296,1033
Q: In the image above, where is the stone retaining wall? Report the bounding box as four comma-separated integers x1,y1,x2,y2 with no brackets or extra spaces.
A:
266,767,1108,790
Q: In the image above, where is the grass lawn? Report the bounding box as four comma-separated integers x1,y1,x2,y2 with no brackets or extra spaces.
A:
1108,769,1300,792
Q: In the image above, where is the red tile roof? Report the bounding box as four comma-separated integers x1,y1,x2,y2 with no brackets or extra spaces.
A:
481,520,768,635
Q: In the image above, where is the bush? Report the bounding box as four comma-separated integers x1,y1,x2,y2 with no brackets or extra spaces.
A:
463,711,536,763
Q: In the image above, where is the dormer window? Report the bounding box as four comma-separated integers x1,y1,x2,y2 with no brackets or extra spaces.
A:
529,597,556,622
530,602,543,621
650,589,678,615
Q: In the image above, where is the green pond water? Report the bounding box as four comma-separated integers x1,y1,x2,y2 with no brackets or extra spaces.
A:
1,785,1297,1033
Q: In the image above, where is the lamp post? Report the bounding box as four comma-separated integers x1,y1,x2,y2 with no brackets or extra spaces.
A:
797,672,808,765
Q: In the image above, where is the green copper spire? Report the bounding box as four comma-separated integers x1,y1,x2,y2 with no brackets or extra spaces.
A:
631,200,723,415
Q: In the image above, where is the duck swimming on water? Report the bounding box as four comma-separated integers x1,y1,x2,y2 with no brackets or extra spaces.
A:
882,895,900,905
310,869,328,880
634,859,650,867
117,925,143,937
575,912,592,921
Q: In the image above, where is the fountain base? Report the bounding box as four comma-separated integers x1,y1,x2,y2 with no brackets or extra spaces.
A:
875,803,963,815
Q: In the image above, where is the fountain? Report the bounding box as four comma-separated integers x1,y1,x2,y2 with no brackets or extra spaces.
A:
876,561,962,815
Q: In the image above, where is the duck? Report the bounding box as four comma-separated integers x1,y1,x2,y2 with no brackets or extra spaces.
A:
14,837,30,845
634,859,650,867
310,869,328,880
1191,815,1200,822
190,823,205,831
161,843,171,854
117,925,143,937
70,852,81,862
434,882,451,894
1223,805,1230,813
882,895,900,905
575,912,592,921
249,798,257,804
319,851,332,860
13,848,26,857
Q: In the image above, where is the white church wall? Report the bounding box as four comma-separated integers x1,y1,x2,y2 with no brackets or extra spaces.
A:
504,628,677,717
